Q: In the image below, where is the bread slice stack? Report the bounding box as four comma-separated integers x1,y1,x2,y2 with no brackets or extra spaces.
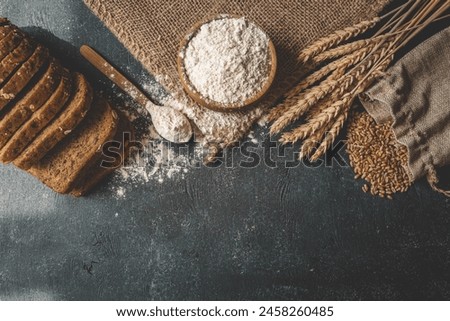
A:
0,18,133,196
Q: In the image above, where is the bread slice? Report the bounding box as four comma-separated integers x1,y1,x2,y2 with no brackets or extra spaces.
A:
0,37,34,86
0,27,22,61
0,44,49,112
70,111,133,197
0,68,72,163
0,60,62,150
28,96,119,194
14,72,93,169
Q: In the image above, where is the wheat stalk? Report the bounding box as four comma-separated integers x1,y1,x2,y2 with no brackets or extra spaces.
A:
298,17,380,63
269,43,388,134
309,55,395,160
305,89,340,121
280,93,353,144
299,119,335,160
268,0,449,162
279,49,388,146
269,75,339,135
310,111,349,162
271,39,391,125
312,37,387,64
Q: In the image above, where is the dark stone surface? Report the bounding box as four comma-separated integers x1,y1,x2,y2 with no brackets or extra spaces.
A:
0,0,449,300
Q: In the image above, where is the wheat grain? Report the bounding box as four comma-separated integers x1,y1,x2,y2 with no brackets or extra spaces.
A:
298,17,380,63
347,112,412,198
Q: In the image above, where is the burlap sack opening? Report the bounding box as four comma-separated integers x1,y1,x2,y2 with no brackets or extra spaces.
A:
83,0,389,149
361,27,450,197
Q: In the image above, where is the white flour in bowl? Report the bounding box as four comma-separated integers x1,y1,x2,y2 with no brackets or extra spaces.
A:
181,16,270,105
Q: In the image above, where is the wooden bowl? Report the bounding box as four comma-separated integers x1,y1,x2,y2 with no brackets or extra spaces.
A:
177,15,277,112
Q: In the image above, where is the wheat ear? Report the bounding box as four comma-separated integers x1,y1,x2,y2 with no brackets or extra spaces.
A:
308,56,395,161
279,93,353,145
310,111,349,161
268,65,341,122
312,38,381,64
299,118,335,160
270,77,339,136
276,43,390,142
269,42,381,126
298,17,380,63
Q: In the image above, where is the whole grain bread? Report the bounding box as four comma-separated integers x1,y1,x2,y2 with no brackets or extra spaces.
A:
0,68,72,163
0,60,62,150
0,18,133,196
0,44,49,112
0,27,22,61
0,24,13,40
70,110,133,196
0,37,34,86
28,96,119,194
15,72,93,169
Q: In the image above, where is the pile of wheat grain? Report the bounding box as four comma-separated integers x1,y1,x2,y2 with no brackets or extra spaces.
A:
347,112,412,199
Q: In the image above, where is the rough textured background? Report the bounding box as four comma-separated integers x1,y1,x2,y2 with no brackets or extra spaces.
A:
0,0,449,300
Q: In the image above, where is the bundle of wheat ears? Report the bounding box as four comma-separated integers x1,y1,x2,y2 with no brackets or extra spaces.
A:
268,0,450,161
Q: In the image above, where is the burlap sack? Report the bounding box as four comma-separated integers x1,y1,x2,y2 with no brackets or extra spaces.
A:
361,27,450,197
84,0,389,148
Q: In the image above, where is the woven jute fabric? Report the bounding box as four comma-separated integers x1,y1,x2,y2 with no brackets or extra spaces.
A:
84,0,388,147
361,27,450,196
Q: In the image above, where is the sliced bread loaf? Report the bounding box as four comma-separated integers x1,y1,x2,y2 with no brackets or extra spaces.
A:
70,110,133,196
0,68,72,163
0,60,62,150
0,44,49,112
28,96,119,194
15,72,93,169
0,37,34,86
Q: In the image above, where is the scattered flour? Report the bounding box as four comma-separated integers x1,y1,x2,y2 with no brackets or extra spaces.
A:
182,16,270,105
111,124,203,197
247,131,258,145
113,186,126,199
109,96,205,199
257,114,269,127
105,74,209,199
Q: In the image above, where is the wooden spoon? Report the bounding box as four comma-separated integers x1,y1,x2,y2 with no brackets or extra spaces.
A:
80,45,193,143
